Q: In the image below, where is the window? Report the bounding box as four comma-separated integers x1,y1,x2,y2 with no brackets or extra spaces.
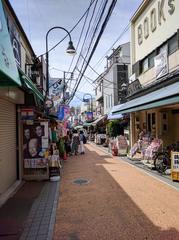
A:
148,51,155,68
142,58,148,72
168,34,178,55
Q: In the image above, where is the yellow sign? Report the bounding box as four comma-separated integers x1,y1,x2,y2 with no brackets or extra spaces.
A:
171,151,179,181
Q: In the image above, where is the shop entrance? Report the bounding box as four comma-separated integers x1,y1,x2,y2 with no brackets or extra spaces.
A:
147,112,156,137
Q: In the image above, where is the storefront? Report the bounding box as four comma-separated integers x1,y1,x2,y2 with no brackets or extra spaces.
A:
111,0,179,167
0,0,24,196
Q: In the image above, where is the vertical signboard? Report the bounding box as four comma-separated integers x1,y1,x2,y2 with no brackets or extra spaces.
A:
171,151,179,181
0,0,21,85
86,111,93,121
57,104,70,121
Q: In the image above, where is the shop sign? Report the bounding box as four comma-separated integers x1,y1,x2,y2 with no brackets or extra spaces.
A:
20,108,35,120
57,104,70,121
6,12,21,66
171,151,179,172
0,0,21,86
127,79,142,96
137,0,175,46
86,111,93,121
117,135,128,155
154,49,168,79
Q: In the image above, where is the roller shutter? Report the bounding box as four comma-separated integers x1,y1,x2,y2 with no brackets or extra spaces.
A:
0,99,17,194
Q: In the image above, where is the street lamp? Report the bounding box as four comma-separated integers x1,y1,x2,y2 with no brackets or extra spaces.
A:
83,93,93,112
45,26,76,96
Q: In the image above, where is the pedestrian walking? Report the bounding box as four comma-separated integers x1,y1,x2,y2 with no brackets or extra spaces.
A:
71,130,80,155
79,130,85,154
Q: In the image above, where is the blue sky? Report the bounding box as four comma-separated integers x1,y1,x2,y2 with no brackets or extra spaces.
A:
9,0,142,106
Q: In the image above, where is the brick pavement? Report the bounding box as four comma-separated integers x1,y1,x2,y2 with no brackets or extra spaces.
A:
0,180,60,240
20,181,59,240
53,143,179,240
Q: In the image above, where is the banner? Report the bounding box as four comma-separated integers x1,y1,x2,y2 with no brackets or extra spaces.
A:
57,105,70,121
86,111,93,121
154,49,168,79
0,0,21,85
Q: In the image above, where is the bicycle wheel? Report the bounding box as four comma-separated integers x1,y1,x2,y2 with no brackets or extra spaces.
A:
154,153,165,173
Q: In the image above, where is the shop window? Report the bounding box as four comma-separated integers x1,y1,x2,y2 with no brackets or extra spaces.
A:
158,44,168,54
147,113,156,136
168,34,178,55
161,112,168,133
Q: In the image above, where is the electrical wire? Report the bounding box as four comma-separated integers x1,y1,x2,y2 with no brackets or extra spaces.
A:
70,0,109,97
68,0,117,104
66,0,94,80
88,23,130,74
36,0,97,59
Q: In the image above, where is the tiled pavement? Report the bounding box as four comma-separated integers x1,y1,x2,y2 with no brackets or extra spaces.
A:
20,181,60,240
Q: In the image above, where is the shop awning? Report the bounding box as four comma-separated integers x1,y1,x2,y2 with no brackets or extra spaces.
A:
112,82,179,114
108,105,124,120
19,69,44,102
92,115,107,126
83,122,94,127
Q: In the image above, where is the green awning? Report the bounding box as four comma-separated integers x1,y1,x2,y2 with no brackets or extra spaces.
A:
117,95,179,114
113,82,179,114
19,69,44,102
83,122,93,127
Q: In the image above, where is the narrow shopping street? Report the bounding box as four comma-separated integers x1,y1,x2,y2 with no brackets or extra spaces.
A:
54,143,179,240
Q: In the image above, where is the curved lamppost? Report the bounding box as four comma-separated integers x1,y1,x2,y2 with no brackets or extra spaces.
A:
83,93,93,121
45,26,76,96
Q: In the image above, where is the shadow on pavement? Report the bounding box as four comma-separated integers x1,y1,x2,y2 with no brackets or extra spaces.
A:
54,144,179,240
0,181,46,240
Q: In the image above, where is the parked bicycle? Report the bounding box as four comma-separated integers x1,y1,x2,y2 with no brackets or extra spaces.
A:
154,142,179,174
154,150,171,174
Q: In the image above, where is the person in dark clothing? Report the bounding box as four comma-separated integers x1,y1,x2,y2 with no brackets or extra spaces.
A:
79,130,85,154
71,130,80,155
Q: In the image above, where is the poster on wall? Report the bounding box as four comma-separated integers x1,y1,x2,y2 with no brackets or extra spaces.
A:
57,104,70,121
23,122,48,168
86,112,93,121
6,14,21,66
154,49,168,79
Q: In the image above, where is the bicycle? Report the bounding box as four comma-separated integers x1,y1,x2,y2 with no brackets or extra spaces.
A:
154,150,171,174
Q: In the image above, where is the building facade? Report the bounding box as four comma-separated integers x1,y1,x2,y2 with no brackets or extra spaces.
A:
112,0,179,149
102,42,130,114
0,0,45,201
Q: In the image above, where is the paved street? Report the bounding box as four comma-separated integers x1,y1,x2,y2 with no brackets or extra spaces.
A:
54,143,179,240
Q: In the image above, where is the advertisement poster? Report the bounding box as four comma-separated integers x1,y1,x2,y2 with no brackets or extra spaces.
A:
57,105,70,121
0,0,21,85
23,122,48,168
154,49,168,79
86,112,93,121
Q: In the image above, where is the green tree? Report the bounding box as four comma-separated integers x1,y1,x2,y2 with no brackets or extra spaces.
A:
107,120,123,137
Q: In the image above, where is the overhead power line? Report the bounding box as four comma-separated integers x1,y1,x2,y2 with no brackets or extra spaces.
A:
36,0,97,59
68,0,117,104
